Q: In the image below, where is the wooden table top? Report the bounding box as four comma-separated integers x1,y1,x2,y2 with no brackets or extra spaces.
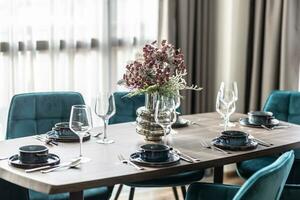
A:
0,112,299,194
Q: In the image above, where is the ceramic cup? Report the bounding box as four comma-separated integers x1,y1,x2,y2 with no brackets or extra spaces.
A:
248,111,274,125
138,144,172,162
220,130,249,146
19,145,49,164
52,122,75,137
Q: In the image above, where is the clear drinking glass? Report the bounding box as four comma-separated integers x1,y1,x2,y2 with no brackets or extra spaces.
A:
216,90,236,131
94,93,116,144
154,96,177,145
69,105,93,162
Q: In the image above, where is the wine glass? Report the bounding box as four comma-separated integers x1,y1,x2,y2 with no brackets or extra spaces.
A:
171,91,181,134
69,105,93,162
94,93,116,144
216,90,236,131
154,96,177,145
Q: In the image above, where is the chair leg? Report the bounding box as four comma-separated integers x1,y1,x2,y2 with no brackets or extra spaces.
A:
172,187,179,200
129,187,135,200
114,184,123,200
181,186,187,199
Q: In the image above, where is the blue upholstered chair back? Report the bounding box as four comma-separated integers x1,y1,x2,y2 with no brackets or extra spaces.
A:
6,92,85,139
263,90,300,158
233,150,294,200
263,90,300,124
109,92,145,125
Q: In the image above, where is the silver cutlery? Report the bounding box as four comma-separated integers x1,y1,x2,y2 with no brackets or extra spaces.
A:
35,135,58,146
173,149,200,163
199,139,231,154
117,154,144,170
92,132,102,137
179,156,193,163
261,125,290,131
41,158,81,173
25,165,56,173
0,157,8,161
249,136,273,147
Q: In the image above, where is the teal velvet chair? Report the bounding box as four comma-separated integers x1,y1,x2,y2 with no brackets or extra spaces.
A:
111,92,204,200
237,90,300,184
5,92,113,200
186,150,294,200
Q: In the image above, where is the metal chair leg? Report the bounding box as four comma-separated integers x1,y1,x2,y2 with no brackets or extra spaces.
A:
181,186,186,198
129,187,135,200
172,187,179,200
114,184,123,200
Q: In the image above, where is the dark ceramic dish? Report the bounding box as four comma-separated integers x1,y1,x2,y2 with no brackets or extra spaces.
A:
9,153,60,169
138,144,172,162
130,152,180,167
220,130,249,146
248,111,274,125
52,122,76,137
239,117,280,128
19,145,49,164
212,138,258,151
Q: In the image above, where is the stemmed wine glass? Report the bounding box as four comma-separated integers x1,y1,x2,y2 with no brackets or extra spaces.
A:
171,91,181,134
216,90,236,131
216,81,238,127
69,105,93,162
94,93,116,144
154,96,177,145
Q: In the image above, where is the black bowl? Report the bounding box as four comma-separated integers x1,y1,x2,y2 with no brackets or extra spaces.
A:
138,144,172,162
248,111,274,125
220,130,249,146
19,145,49,164
52,122,76,137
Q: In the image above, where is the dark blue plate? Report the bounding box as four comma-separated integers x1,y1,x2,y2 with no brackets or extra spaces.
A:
212,137,258,151
8,153,60,169
239,117,279,128
130,152,180,167
46,130,90,143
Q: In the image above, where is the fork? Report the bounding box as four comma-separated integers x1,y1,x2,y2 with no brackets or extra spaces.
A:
117,154,144,170
199,139,231,154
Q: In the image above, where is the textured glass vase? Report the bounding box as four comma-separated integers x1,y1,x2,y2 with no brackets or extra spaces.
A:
136,93,167,141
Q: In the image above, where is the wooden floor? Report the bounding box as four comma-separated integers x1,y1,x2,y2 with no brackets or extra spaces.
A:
114,168,244,200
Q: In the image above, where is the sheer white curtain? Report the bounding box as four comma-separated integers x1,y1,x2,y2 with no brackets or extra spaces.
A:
0,0,160,138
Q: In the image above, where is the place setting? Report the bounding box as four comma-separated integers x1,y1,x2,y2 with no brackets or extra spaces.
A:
239,111,290,131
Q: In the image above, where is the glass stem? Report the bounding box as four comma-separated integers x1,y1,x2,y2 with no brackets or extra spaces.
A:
224,115,229,131
79,135,83,157
103,119,108,140
163,126,168,145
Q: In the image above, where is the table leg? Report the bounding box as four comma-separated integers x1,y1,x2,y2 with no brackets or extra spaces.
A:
70,191,83,200
214,166,224,183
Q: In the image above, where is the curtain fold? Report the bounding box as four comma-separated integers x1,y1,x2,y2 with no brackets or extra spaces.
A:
168,0,218,114
245,0,300,111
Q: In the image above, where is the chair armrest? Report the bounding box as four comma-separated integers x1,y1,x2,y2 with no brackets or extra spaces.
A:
280,184,300,200
186,182,240,200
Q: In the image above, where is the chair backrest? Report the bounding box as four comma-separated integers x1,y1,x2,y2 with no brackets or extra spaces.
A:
263,90,300,125
233,150,294,200
6,92,85,139
109,92,145,125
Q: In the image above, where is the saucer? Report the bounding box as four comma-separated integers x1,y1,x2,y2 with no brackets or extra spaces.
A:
172,118,189,128
46,131,91,143
239,117,279,128
8,153,60,169
130,152,180,167
212,137,258,151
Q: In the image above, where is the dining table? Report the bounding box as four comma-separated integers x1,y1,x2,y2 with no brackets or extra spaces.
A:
0,112,300,200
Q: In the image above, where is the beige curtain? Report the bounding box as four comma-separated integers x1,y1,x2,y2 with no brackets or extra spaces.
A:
245,0,300,111
168,0,218,114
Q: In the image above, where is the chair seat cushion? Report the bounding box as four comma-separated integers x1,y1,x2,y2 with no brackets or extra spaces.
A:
29,186,112,200
236,156,277,179
126,170,204,187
